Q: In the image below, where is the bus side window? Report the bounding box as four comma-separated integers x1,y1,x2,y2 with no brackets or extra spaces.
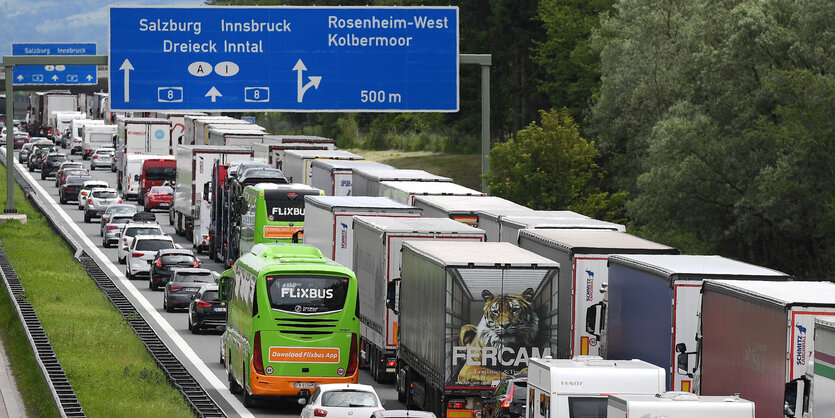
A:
252,286,259,317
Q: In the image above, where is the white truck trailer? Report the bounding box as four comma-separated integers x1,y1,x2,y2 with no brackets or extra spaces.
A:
68,118,104,156
518,229,678,359
352,216,486,382
351,168,452,197
527,356,666,418
206,126,266,147
253,142,334,170
173,145,255,251
412,195,528,227
501,215,625,244
379,180,485,205
51,111,85,147
394,241,560,417
606,256,792,394
606,392,755,417
310,159,395,196
282,149,365,185
149,112,206,146
700,280,835,417
183,115,235,145
115,117,171,187
302,196,422,269
476,209,590,242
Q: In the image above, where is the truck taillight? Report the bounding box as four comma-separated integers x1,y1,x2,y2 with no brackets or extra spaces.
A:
313,409,328,417
346,333,358,376
253,331,265,375
448,401,465,409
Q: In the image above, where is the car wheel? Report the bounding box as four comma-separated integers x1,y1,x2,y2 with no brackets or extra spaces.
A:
164,297,174,313
118,254,125,264
168,209,174,226
102,239,110,248
59,194,66,204
40,171,46,180
125,266,132,280
228,368,242,394
28,164,33,172
84,212,91,223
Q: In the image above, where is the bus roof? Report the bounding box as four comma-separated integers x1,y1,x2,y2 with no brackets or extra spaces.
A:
239,244,355,276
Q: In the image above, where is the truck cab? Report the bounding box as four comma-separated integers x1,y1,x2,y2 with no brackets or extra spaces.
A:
138,157,176,202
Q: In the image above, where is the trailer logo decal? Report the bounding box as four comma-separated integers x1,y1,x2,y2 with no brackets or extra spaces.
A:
585,270,594,301
744,343,768,374
340,222,349,249
796,324,807,366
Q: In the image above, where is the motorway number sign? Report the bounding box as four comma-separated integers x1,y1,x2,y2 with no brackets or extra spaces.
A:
11,43,98,86
109,6,459,112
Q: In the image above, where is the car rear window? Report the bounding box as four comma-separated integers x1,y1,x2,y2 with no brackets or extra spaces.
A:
201,290,219,302
150,186,173,194
93,190,119,198
321,390,377,407
110,217,132,225
109,206,136,214
175,273,214,283
135,240,174,251
125,227,162,237
161,254,196,264
96,150,114,155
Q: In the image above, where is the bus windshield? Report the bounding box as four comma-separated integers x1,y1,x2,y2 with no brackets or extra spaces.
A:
266,275,349,314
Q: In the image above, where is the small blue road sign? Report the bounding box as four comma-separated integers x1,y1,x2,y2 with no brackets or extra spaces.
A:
109,6,458,112
11,43,98,86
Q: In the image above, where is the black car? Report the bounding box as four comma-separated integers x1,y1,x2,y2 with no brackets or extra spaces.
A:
41,153,68,179
163,268,215,312
187,284,226,334
59,175,95,204
149,249,200,291
482,376,527,418
27,146,54,171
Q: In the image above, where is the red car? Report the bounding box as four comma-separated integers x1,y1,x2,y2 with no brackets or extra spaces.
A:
13,133,30,149
143,185,173,211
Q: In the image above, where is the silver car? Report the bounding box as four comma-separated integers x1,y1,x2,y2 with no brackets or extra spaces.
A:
99,204,139,235
83,188,122,223
90,148,115,170
102,214,135,248
77,180,109,210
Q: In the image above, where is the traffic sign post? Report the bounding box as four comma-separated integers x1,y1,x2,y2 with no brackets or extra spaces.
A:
11,43,98,85
109,6,458,112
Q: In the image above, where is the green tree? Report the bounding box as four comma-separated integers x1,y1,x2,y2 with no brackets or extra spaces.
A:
486,108,626,221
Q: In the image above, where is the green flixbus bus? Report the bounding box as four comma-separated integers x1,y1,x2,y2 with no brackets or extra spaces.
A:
219,243,360,407
234,183,324,262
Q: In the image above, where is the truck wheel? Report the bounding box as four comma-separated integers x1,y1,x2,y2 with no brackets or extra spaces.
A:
168,209,174,226
372,351,386,383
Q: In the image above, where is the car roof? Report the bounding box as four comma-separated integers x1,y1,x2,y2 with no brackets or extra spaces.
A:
156,248,194,256
372,411,436,418
82,180,109,186
124,222,162,229
94,148,115,152
132,234,173,241
316,383,378,392
173,268,213,275
65,175,94,183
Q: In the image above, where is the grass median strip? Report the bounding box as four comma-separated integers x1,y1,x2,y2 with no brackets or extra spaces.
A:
0,164,194,417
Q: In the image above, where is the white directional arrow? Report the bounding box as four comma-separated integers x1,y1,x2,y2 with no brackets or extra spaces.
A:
86,74,93,82
119,59,134,102
293,59,322,103
205,86,222,102
16,75,23,81
51,75,59,82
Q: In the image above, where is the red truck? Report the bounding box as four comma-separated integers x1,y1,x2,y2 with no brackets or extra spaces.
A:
138,157,176,203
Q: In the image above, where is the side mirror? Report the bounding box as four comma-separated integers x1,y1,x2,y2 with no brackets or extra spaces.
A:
386,279,401,315
134,174,140,181
292,229,304,244
218,270,233,302
585,301,606,338
675,343,698,377
784,377,810,417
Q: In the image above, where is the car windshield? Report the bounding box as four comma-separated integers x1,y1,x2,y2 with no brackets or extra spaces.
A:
161,254,196,264
93,190,119,199
135,240,174,251
321,390,377,408
125,227,162,237
174,273,214,283
150,186,173,194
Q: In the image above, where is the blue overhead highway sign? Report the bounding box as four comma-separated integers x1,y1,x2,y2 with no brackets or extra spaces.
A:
11,43,98,85
109,6,458,112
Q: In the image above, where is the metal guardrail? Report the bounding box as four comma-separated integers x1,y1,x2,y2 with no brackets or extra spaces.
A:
2,153,226,417
0,244,85,417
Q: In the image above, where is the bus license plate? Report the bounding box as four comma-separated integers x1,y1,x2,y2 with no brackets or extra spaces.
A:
293,382,316,389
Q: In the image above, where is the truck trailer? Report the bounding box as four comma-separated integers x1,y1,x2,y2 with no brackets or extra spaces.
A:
517,229,678,359
606,392,755,418
700,280,835,418
173,145,254,251
303,196,422,269
476,209,583,242
379,181,485,205
393,241,559,417
351,168,452,197
526,356,666,418
282,149,365,185
412,195,529,227
80,124,117,159
606,255,793,393
501,216,625,244
352,216,486,383
310,159,394,196
115,117,171,182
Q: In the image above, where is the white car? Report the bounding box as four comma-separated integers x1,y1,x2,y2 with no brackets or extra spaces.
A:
77,180,109,209
300,384,385,418
125,234,175,279
117,223,164,264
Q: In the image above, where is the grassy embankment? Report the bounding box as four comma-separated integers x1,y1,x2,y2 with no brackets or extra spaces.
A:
347,149,483,191
0,164,193,417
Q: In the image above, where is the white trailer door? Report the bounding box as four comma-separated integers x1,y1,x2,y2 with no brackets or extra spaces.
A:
572,256,609,358
788,308,835,381
672,280,702,392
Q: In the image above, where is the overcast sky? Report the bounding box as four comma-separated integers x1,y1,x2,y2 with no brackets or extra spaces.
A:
1,0,206,56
